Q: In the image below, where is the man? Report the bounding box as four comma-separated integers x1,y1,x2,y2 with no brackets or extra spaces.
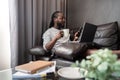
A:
42,11,79,52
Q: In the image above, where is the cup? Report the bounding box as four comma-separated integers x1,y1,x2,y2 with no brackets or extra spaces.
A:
62,29,69,37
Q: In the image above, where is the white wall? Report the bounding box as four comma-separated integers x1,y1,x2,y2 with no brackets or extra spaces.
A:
0,0,11,70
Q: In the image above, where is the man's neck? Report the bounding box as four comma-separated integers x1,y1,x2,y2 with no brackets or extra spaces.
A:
53,25,60,30
53,24,64,30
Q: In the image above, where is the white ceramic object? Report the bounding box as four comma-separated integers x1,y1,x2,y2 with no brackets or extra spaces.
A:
62,29,69,37
57,67,87,80
0,69,12,80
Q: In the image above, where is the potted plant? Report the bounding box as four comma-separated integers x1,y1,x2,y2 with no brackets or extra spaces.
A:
71,48,120,80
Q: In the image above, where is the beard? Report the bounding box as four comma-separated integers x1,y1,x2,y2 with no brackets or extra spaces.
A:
57,22,64,29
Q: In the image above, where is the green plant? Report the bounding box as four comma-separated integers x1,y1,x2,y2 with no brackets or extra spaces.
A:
71,48,120,80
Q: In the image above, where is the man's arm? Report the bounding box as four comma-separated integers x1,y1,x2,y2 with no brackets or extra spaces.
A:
45,37,58,51
43,31,63,51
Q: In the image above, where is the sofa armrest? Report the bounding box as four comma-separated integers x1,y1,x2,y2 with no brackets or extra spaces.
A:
28,46,52,61
29,46,46,56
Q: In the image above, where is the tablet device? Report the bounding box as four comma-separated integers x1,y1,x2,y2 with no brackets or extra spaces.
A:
79,23,97,43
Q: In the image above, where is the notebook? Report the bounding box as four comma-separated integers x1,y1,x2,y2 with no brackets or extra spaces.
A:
79,22,97,43
15,60,54,74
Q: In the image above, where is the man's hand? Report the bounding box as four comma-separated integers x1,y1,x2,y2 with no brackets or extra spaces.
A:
73,31,80,41
55,31,64,40
45,31,64,51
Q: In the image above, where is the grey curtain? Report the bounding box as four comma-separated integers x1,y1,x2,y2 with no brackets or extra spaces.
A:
17,0,67,65
9,0,19,68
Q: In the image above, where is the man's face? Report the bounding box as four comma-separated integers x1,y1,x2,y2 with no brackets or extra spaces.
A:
55,13,65,28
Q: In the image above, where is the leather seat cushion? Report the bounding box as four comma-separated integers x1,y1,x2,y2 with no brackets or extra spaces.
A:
54,42,88,60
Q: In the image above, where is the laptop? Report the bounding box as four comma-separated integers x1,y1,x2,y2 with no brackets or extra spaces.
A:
78,22,97,43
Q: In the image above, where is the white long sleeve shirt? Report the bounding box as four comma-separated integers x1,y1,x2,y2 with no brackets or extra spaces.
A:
42,27,70,51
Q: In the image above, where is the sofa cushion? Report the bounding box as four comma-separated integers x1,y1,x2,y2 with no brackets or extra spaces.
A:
93,21,119,50
54,42,88,60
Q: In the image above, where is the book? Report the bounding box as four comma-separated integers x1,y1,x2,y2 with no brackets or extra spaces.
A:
15,60,54,74
13,61,56,79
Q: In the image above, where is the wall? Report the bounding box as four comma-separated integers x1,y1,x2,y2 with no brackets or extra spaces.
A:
0,0,11,70
67,0,120,31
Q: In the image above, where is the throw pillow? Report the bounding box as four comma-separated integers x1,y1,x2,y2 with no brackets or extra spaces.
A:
93,21,119,50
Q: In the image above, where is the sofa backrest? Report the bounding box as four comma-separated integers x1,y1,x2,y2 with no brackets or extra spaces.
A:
93,21,119,50
67,0,120,49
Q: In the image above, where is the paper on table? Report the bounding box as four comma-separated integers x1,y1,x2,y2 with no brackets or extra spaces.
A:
13,61,56,78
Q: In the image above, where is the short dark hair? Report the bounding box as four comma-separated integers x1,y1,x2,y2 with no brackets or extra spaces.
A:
49,11,62,28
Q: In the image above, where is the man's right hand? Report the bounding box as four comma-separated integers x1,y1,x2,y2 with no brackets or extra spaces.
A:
55,31,64,40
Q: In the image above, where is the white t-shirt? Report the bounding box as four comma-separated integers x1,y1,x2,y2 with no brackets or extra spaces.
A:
42,27,70,51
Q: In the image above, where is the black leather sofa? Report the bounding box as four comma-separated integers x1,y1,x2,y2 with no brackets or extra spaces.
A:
28,21,120,68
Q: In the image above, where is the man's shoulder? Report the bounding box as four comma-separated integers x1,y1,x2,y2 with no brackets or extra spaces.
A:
44,28,53,33
46,27,59,32
43,28,53,35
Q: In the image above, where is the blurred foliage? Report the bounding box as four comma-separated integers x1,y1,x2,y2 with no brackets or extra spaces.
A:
71,48,120,80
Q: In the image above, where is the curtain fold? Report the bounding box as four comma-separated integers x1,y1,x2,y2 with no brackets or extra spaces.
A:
9,0,18,68
17,0,67,65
